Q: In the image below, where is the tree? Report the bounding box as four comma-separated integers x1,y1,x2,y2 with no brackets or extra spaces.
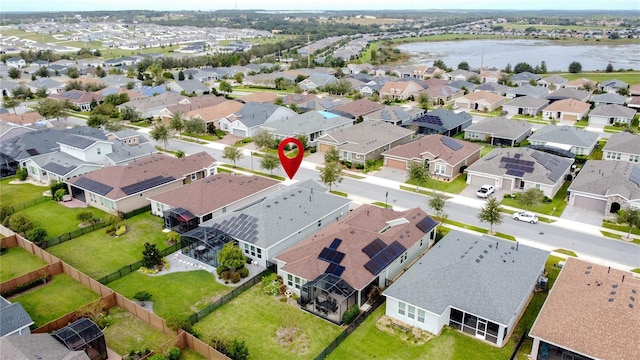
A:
289,103,301,113
606,63,614,73
120,107,140,122
477,197,503,234
504,63,513,74
217,242,246,270
296,134,309,150
260,152,280,175
67,67,79,79
219,80,233,96
514,62,534,74
539,61,547,74
519,188,544,210
428,192,447,219
35,87,48,98
234,72,244,84
147,63,163,82
34,98,69,121
9,214,33,234
142,242,162,269
178,70,185,81
169,112,185,138
184,118,206,136
222,145,243,167
320,162,343,191
3,98,21,114
616,209,640,240
35,66,51,78
11,86,33,100
433,59,448,71
568,61,582,74
133,291,152,306
407,161,429,191
457,61,470,71
76,210,95,223
8,67,21,79
150,123,171,150
26,227,47,242
87,114,106,128
417,92,430,110
324,147,340,164
253,130,275,150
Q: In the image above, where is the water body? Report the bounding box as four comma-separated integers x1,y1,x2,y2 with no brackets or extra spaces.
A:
397,39,640,71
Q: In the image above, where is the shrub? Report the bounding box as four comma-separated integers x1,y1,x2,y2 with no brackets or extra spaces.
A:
355,163,364,170
105,225,116,234
50,181,67,196
221,271,231,280
76,210,94,223
166,316,193,333
216,265,229,276
115,225,127,236
237,266,249,278
166,231,180,244
0,206,12,220
16,167,27,181
1,276,49,298
2,216,10,228
167,347,181,360
175,150,185,158
53,189,68,201
309,147,317,153
9,214,33,234
261,273,281,296
230,271,241,283
26,227,47,242
342,304,360,324
133,291,153,303
227,339,249,360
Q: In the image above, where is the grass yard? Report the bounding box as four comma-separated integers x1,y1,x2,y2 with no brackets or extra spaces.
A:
102,307,175,355
0,246,48,282
47,212,167,279
9,274,99,327
329,256,563,360
108,270,230,320
0,177,47,207
500,182,570,216
13,201,107,239
559,72,640,85
405,175,468,194
194,285,342,360
178,348,206,360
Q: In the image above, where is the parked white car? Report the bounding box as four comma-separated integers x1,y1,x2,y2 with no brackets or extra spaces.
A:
476,185,495,198
513,211,538,224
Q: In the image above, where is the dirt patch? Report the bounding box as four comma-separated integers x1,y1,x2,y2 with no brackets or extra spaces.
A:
376,316,434,346
275,327,309,355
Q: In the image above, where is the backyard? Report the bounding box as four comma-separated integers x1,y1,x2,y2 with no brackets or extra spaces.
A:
328,255,563,360
47,212,168,279
0,246,48,282
102,306,176,356
9,274,100,327
0,177,47,207
12,201,107,239
194,285,342,360
108,270,230,320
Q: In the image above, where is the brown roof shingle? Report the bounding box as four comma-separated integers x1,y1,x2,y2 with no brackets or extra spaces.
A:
382,134,482,167
332,99,384,117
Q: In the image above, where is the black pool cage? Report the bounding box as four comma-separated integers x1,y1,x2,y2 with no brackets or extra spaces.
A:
299,273,357,325
52,318,107,360
180,226,235,267
163,207,199,233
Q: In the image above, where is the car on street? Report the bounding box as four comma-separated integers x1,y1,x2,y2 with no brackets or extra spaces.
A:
476,185,495,198
513,211,538,224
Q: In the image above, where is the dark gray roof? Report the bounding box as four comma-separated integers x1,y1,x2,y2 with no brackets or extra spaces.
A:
263,111,352,137
590,104,636,119
510,71,541,82
106,141,157,164
503,95,549,109
475,82,510,94
505,85,549,98
202,180,350,249
590,93,627,105
173,79,210,93
408,109,472,133
602,132,640,155
0,296,34,336
0,127,105,161
600,79,628,89
568,160,640,201
465,117,532,140
528,125,599,148
234,102,291,128
58,134,99,149
448,80,477,91
0,334,89,360
384,230,548,325
546,88,590,102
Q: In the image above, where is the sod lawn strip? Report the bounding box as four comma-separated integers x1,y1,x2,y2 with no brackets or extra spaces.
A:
102,307,176,355
13,201,107,238
0,246,48,282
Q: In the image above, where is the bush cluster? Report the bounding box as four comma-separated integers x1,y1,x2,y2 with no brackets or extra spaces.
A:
261,273,281,296
115,225,127,236
342,304,360,325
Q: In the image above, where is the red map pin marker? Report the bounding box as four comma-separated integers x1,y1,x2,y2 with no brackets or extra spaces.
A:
278,137,304,180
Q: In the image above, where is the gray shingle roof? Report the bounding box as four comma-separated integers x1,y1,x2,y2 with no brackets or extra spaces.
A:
0,127,105,161
58,134,99,149
503,95,549,109
317,121,414,154
528,125,599,148
384,230,549,325
568,160,640,201
408,109,472,133
590,104,636,119
590,93,627,105
0,334,89,360
602,132,640,155
546,88,590,102
505,85,549,98
0,296,34,336
263,111,352,137
465,117,532,140
201,180,351,249
234,102,291,128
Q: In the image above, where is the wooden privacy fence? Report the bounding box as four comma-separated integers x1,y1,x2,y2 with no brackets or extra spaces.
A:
0,262,62,295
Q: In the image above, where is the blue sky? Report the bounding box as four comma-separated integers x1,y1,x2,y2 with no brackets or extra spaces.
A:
2,0,639,12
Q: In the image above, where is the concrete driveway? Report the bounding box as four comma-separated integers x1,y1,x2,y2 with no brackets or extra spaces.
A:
372,167,408,183
560,204,605,227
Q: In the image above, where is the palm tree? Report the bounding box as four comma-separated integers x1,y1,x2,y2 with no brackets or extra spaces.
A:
150,123,171,150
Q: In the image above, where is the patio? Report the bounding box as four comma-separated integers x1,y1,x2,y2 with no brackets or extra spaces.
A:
179,227,235,268
536,342,593,360
299,273,357,325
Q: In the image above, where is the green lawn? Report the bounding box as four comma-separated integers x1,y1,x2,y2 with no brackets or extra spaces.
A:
559,72,640,85
481,145,497,157
10,274,99,327
178,348,206,360
47,212,168,279
194,285,342,360
0,177,47,207
329,256,563,360
0,246,48,282
405,175,468,194
500,182,570,216
108,270,230,320
103,307,176,355
13,201,107,239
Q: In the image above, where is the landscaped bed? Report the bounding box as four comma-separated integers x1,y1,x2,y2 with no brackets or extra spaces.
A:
108,270,230,320
11,201,106,239
0,246,48,282
0,177,47,207
102,306,175,356
9,273,100,327
194,285,342,360
47,212,167,279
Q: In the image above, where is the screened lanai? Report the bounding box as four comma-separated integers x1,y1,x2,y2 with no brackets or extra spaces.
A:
163,207,199,233
180,226,235,267
299,273,357,325
52,318,106,360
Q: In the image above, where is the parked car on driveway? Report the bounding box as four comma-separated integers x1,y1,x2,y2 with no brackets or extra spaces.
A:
513,211,538,224
476,185,495,198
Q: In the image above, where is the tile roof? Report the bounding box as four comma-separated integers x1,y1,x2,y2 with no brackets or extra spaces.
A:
148,173,279,216
382,134,482,167
568,160,640,201
384,230,549,325
276,205,437,290
316,121,414,154
162,95,226,116
602,132,640,155
465,117,532,140
529,258,640,360
0,112,45,126
528,125,599,148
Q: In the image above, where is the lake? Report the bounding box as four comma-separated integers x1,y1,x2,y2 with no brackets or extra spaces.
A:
397,39,640,72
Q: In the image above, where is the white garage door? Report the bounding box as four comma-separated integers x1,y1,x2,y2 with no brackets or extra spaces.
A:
469,174,496,187
232,128,247,137
573,195,606,212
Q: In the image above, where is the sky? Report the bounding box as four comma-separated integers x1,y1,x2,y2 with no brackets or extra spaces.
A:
2,0,639,12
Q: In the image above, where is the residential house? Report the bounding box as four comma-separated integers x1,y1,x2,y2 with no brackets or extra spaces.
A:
505,85,549,99
564,78,597,91
219,102,297,138
330,99,385,119
589,104,637,126
509,71,541,87
384,230,549,347
158,95,226,122
199,180,351,268
49,90,105,112
527,125,599,156
417,85,464,106
382,134,482,180
478,71,501,83
66,152,217,214
298,74,339,92
406,109,473,137
316,121,414,165
166,79,211,96
99,75,139,89
363,106,424,126
590,92,627,106
420,78,448,89
106,129,143,146
0,296,34,336
602,132,640,163
542,99,590,121
5,57,26,68
465,147,573,197
0,79,23,98
628,96,640,111
630,84,640,96
474,82,510,96
448,80,478,93
149,173,280,232
546,88,590,103
0,333,90,359
529,257,640,360
0,112,46,126
454,90,506,112
379,81,423,100
240,92,279,104
117,92,187,119
261,110,353,146
276,205,438,323
25,78,65,95
464,117,532,146
185,100,244,130
537,75,567,89
445,69,477,81
599,79,629,94
502,96,550,117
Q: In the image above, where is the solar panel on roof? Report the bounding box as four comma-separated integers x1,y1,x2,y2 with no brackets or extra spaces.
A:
364,241,406,275
416,216,437,233
441,136,463,151
329,238,342,250
631,165,640,187
74,177,113,196
42,162,76,175
506,169,525,177
415,115,443,126
121,175,175,195
362,238,386,258
318,248,345,264
325,263,345,277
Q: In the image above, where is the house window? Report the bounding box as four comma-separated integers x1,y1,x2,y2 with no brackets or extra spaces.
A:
244,243,250,255
419,239,424,247
287,274,293,287
630,155,639,163
256,247,262,259
418,309,425,323
191,173,197,181
407,305,416,320
318,220,322,227
434,164,446,175
203,213,213,222
399,252,408,264
294,277,301,289
398,302,406,316
97,148,101,155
